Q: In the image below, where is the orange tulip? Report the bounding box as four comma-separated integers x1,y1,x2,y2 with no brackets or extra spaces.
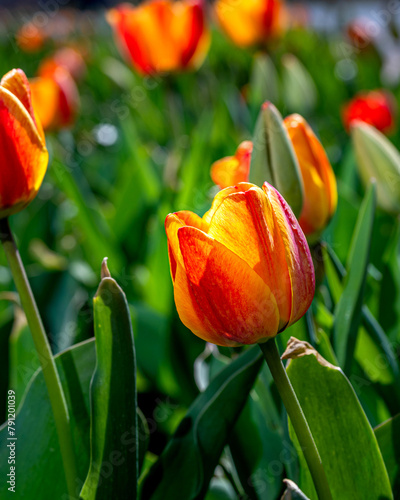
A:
16,22,46,53
107,0,210,75
210,141,253,189
0,69,48,219
283,114,337,238
165,182,315,346
30,66,79,131
342,90,395,134
215,0,286,48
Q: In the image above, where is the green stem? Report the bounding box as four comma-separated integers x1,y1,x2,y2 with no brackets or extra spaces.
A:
259,339,332,500
0,218,77,496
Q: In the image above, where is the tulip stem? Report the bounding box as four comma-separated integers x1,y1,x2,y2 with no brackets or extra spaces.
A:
0,218,77,497
259,339,332,500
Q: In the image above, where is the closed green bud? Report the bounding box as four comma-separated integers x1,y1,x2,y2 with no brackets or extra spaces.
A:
250,101,304,218
281,54,318,115
352,120,400,213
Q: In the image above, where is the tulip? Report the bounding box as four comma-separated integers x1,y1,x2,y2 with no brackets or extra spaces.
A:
0,69,48,219
165,182,315,346
215,0,286,48
30,66,79,131
342,90,395,134
210,141,253,189
15,22,46,53
283,114,337,239
352,120,400,213
107,0,210,75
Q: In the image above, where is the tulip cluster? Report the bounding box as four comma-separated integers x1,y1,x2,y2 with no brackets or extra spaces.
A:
165,182,315,346
210,108,337,240
0,69,48,219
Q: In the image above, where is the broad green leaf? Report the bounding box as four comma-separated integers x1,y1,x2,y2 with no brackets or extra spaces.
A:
375,414,400,491
285,338,393,500
140,346,264,499
81,262,137,499
8,311,39,410
333,183,376,373
250,102,303,217
0,339,96,499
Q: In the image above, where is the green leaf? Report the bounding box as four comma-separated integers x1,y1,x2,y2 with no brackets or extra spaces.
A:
81,262,137,499
140,346,264,499
285,338,393,500
250,102,303,217
333,182,376,373
375,414,400,491
0,339,96,499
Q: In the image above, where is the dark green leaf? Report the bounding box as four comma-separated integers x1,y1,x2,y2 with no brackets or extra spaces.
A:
333,183,376,373
140,346,263,500
375,414,400,492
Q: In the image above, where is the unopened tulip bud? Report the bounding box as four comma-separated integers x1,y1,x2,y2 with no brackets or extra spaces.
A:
352,120,400,213
250,102,304,218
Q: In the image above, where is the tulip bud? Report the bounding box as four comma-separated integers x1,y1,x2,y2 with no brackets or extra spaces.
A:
249,53,279,109
250,102,304,218
283,114,337,241
281,54,318,115
210,141,253,189
165,182,315,346
0,69,48,219
351,121,400,213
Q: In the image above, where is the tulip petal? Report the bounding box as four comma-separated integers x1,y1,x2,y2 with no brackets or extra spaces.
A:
263,183,315,325
207,185,292,328
1,69,36,124
165,211,209,281
177,226,280,346
211,141,252,189
203,182,255,224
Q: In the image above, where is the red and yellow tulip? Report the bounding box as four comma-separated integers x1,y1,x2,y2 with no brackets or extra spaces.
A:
0,69,48,219
215,0,286,48
283,114,337,238
165,182,315,346
30,64,79,131
107,0,210,75
342,90,395,134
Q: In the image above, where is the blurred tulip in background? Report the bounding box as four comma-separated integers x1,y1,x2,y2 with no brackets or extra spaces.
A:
343,90,396,134
107,0,210,75
215,0,286,48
